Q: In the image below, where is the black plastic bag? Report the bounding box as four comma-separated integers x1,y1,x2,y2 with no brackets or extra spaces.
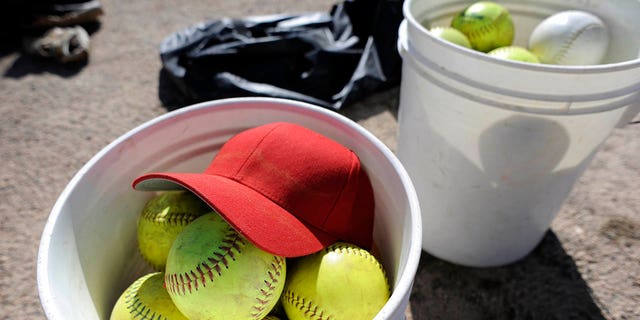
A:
159,0,404,110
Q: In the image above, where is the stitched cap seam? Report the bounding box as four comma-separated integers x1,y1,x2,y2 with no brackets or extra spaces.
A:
232,123,284,178
320,150,357,229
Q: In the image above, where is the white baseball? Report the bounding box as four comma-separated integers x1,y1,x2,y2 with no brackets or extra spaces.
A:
528,10,609,65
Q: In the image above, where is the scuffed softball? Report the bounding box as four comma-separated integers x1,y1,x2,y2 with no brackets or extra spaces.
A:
165,213,286,320
528,10,609,65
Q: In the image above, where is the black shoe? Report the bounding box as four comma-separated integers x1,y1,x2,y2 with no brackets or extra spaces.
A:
29,0,103,28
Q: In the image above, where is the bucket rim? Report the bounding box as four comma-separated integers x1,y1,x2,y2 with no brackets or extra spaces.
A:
402,0,640,74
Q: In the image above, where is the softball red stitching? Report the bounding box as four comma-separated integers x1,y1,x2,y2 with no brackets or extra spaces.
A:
164,228,244,296
124,274,169,320
283,289,334,320
250,255,285,318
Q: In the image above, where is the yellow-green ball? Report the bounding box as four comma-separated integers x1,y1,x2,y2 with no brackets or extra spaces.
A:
488,46,540,63
281,242,390,320
165,213,286,320
110,272,188,320
137,190,211,271
451,1,514,52
430,26,472,48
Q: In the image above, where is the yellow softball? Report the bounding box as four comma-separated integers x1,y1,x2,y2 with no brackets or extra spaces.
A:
165,213,286,320
451,1,514,52
281,242,390,320
110,272,188,320
137,190,211,271
488,46,540,63
430,26,472,48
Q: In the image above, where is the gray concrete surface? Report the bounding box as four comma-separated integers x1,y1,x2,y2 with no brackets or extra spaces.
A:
1,1,638,319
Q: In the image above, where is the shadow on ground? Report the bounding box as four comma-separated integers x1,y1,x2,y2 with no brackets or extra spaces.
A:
3,53,89,78
339,87,400,121
410,231,605,320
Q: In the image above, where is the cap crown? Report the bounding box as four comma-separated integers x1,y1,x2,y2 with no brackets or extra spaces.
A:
206,122,373,248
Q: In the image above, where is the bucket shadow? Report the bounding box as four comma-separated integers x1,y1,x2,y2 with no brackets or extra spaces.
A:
475,115,575,238
479,115,570,187
409,231,606,320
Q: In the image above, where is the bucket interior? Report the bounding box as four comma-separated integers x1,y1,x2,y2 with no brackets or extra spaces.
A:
38,99,421,320
408,0,640,64
398,0,640,115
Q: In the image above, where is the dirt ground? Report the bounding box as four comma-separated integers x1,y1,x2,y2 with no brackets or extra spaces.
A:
1,0,638,319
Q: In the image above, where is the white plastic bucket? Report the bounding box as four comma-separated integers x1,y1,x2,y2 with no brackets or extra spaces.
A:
37,98,422,320
397,0,640,267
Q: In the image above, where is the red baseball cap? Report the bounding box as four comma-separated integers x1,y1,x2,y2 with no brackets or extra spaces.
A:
132,122,374,257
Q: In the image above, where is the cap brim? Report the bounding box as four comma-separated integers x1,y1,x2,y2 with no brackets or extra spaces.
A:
133,173,337,257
